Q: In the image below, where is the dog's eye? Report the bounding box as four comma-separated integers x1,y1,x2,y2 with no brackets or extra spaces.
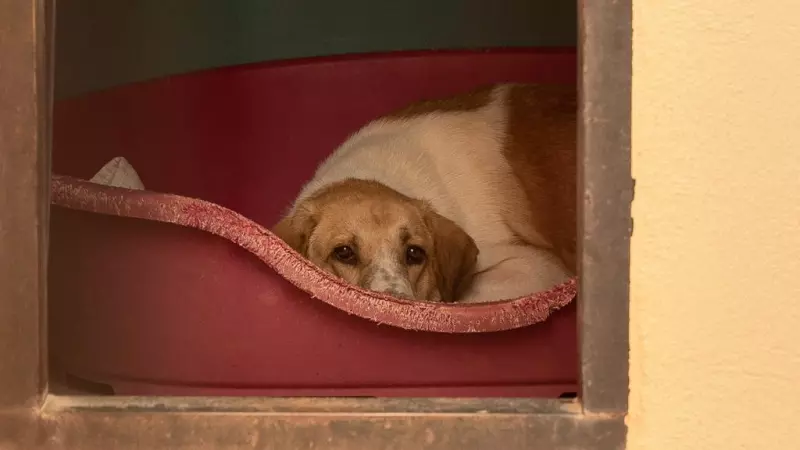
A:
405,245,427,265
332,245,358,265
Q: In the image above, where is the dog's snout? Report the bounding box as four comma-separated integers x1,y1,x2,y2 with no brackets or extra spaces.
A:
363,262,415,299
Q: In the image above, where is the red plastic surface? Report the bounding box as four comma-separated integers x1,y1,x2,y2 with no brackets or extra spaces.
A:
50,49,579,397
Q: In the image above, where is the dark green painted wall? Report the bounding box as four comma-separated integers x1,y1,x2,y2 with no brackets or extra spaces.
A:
55,0,576,98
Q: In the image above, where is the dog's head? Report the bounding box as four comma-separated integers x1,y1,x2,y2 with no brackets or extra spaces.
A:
273,179,478,302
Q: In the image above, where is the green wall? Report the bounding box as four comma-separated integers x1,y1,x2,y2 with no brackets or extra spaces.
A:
55,0,576,99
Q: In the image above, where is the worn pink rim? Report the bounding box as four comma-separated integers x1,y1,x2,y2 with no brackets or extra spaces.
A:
51,174,577,333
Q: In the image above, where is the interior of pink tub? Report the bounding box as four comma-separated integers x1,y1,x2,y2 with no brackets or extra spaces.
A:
51,49,578,333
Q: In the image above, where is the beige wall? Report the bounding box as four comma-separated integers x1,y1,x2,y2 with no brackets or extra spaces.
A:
629,1,800,448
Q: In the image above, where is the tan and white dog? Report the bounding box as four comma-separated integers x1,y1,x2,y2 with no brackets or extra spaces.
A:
273,83,576,303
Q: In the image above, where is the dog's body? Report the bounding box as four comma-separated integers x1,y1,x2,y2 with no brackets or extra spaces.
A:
274,83,576,303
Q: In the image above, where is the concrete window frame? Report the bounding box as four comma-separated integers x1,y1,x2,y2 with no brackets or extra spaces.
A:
0,0,631,448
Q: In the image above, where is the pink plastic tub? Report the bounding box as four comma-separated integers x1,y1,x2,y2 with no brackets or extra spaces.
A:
50,48,579,397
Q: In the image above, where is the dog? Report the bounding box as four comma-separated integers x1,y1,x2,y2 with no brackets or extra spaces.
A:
273,83,576,303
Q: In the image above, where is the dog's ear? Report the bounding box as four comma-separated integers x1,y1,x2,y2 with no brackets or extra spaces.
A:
272,200,318,255
422,205,479,302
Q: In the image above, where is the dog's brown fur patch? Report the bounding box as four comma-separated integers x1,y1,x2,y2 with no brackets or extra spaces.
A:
503,84,577,272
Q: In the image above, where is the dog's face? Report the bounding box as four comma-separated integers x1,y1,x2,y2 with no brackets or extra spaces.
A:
273,179,478,302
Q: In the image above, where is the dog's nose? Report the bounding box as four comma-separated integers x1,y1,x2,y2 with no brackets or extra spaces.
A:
382,288,414,299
